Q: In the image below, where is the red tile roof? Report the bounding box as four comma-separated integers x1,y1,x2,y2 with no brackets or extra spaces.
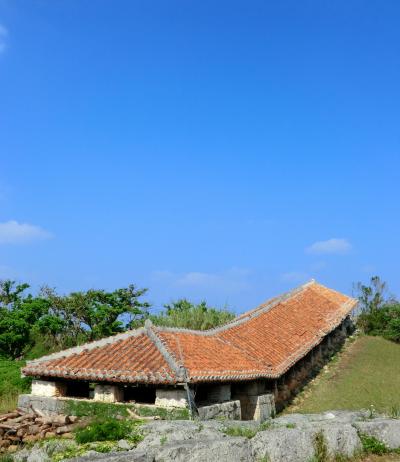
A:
23,281,357,384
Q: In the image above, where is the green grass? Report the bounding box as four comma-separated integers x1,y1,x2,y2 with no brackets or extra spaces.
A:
134,405,189,420
287,336,400,415
75,418,142,444
223,425,258,439
0,359,31,413
64,399,133,419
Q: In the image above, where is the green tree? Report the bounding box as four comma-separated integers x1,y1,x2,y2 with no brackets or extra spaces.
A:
149,299,235,330
354,276,393,313
354,276,400,343
42,284,150,342
0,281,48,358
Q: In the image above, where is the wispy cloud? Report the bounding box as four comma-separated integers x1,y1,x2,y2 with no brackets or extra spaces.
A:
306,238,352,255
0,25,8,54
0,220,53,244
152,267,252,293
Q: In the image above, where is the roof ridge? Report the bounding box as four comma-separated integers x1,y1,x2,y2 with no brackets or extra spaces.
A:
145,320,187,382
25,327,147,366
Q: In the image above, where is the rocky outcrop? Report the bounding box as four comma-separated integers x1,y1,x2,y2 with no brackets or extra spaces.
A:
11,411,400,462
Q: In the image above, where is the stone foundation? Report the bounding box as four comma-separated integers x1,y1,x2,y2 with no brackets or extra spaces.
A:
198,400,241,420
155,388,188,409
94,384,123,403
233,381,275,421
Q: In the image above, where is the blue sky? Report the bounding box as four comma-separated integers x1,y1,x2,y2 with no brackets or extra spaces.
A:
0,0,399,313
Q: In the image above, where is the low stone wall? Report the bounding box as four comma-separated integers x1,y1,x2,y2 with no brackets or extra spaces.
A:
197,400,241,420
18,394,69,416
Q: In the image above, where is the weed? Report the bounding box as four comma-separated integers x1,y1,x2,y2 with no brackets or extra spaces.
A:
389,404,400,419
313,431,328,462
160,435,167,445
0,455,14,462
259,420,273,431
359,433,388,455
367,404,376,419
257,457,270,462
197,423,204,432
223,426,258,439
75,418,142,444
286,423,296,429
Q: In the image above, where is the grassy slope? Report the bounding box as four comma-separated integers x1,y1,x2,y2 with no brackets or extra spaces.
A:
0,359,31,413
287,335,400,415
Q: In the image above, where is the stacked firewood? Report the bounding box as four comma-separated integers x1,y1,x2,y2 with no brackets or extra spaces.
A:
0,407,82,452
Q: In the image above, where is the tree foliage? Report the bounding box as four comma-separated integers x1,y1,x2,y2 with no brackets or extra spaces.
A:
149,299,235,330
355,276,400,343
0,279,150,359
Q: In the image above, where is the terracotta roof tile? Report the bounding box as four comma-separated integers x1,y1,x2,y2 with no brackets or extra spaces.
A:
23,281,357,384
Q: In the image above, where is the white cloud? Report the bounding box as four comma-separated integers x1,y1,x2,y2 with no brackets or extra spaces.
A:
152,267,252,293
0,25,8,54
306,238,352,255
0,220,53,244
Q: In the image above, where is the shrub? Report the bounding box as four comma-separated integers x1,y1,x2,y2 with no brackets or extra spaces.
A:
75,419,140,444
359,433,388,455
357,304,400,343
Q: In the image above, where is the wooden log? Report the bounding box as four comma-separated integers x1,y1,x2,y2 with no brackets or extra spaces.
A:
27,425,41,435
0,424,17,430
17,427,27,437
61,433,74,439
0,412,19,422
0,440,10,449
7,436,21,442
30,406,45,417
9,413,35,423
56,421,86,435
34,417,53,425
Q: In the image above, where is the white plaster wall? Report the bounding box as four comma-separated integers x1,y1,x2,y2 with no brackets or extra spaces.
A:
31,380,62,397
155,388,188,409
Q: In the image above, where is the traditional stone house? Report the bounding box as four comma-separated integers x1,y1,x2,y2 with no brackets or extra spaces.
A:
20,280,357,421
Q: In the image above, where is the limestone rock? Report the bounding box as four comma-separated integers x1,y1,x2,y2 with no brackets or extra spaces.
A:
354,419,400,449
251,427,315,462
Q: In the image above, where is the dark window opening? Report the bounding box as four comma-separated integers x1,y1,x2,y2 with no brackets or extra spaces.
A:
123,386,156,404
65,381,90,399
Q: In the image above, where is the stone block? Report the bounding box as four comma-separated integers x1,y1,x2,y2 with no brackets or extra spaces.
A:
198,400,241,420
236,393,275,421
155,388,188,409
94,384,123,403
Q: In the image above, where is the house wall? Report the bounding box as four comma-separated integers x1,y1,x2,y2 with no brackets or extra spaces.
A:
273,316,353,411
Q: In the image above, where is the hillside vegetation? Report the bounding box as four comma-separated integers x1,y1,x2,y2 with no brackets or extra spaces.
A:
0,360,31,413
287,335,400,416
